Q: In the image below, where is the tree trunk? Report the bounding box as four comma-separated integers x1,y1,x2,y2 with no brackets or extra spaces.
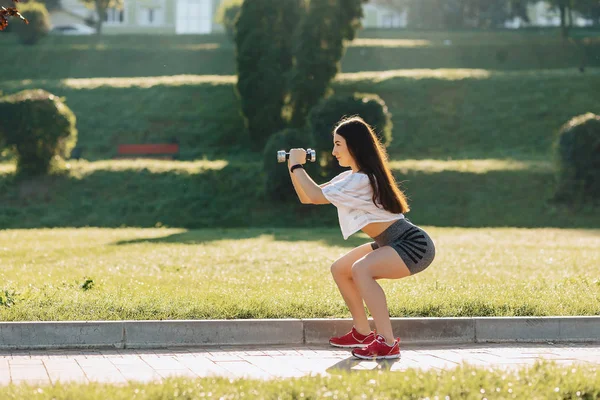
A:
559,4,568,39
94,0,104,36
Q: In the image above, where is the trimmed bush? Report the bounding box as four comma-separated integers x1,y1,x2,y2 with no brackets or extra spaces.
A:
262,128,318,203
0,89,77,176
553,112,600,204
12,1,50,45
215,0,243,40
308,93,393,179
234,0,303,151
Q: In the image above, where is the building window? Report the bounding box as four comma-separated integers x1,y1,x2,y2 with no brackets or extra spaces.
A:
138,1,166,26
176,0,212,34
139,7,163,25
105,7,125,24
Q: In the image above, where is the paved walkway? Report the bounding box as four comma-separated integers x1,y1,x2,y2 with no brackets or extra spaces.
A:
1,343,599,386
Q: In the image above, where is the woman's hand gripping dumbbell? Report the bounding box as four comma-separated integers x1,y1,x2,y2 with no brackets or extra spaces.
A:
277,148,316,163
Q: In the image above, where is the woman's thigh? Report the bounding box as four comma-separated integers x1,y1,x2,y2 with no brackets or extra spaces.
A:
331,242,374,278
353,246,411,280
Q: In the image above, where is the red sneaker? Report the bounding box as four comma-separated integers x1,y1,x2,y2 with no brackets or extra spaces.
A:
351,334,401,360
329,326,376,348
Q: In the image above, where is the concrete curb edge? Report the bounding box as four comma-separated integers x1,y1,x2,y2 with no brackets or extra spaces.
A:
1,317,598,350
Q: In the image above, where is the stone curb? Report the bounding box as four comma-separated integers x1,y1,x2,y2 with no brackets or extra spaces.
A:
1,317,598,350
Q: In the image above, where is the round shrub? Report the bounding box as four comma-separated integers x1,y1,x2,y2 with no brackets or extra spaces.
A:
308,93,392,179
0,89,78,176
12,1,50,45
262,127,318,202
215,0,243,40
553,113,600,203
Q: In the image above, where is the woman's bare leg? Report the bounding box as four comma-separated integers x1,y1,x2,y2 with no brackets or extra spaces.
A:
351,246,411,345
330,243,375,335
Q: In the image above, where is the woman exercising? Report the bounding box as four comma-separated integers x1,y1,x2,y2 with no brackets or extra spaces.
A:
287,116,435,360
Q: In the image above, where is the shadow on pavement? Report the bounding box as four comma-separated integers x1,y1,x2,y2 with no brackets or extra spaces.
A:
326,357,399,374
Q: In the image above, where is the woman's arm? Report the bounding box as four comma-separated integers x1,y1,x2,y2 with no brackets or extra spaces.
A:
291,168,330,204
288,148,330,204
288,162,312,204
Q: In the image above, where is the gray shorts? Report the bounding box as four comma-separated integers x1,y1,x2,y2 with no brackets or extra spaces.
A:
370,218,435,275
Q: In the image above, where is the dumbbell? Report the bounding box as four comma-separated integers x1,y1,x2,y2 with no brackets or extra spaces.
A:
277,149,316,163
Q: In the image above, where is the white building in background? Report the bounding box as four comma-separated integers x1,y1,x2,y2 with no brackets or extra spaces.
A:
49,0,224,34
362,2,408,29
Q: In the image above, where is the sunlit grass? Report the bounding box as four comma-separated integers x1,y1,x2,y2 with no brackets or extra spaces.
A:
338,68,492,82
388,159,553,174
1,75,236,90
0,163,15,176
60,43,222,51
3,67,597,91
0,226,597,321
337,67,600,83
1,362,599,399
0,158,553,178
60,75,237,89
349,38,432,48
67,43,109,51
172,43,222,50
0,160,230,177
66,159,230,176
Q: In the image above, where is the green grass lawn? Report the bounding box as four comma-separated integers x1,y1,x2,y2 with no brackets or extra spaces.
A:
0,224,598,321
0,362,598,399
1,28,599,80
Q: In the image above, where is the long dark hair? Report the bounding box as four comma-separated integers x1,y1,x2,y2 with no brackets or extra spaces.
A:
334,116,410,214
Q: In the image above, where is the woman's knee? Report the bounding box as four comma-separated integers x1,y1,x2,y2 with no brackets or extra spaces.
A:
351,260,371,280
330,260,351,279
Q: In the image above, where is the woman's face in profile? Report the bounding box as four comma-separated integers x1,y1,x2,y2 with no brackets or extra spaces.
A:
332,133,353,167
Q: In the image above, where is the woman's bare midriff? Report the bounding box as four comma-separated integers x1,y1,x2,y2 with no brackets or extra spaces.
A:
361,219,400,239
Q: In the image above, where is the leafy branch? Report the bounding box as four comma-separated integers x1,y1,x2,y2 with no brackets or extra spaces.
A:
1,0,28,31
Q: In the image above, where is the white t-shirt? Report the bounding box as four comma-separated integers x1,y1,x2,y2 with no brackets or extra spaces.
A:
321,170,404,240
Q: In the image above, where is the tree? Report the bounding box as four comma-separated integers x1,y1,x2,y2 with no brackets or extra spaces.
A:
12,1,50,45
38,0,60,11
80,0,122,35
545,0,596,38
572,0,600,25
18,0,60,11
289,0,366,127
402,0,513,29
234,0,304,150
508,0,531,23
215,0,243,40
555,0,571,37
462,0,512,28
234,0,366,148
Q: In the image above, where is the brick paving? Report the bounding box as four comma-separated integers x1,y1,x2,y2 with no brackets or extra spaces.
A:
0,343,598,385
